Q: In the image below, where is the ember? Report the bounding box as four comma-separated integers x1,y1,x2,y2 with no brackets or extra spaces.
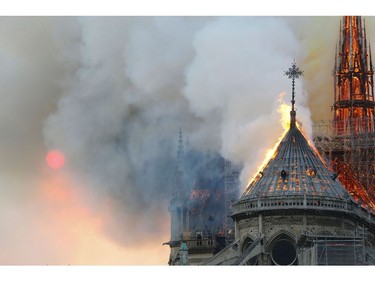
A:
189,189,210,200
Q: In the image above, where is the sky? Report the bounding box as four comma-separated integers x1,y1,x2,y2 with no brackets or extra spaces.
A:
0,5,375,268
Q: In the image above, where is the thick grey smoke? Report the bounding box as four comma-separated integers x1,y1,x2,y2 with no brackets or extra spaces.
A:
1,16,372,264
44,17,214,246
183,17,313,185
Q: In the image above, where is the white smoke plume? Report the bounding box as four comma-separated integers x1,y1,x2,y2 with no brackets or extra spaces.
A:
1,16,373,264
183,17,309,185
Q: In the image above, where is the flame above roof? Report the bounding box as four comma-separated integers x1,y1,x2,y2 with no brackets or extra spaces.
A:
240,125,354,202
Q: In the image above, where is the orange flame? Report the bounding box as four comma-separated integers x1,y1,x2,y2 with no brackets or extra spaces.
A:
247,93,291,186
277,93,292,131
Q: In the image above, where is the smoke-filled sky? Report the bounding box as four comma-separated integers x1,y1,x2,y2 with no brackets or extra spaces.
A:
0,16,374,265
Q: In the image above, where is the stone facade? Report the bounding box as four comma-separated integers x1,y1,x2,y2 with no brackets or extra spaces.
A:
232,208,375,265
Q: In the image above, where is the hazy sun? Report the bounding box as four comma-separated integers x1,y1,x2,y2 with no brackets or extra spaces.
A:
46,150,65,170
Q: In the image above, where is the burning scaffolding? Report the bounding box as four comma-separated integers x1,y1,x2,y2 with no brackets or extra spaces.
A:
313,16,375,210
313,118,375,209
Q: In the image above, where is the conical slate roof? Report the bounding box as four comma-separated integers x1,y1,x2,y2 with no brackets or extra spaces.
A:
233,125,356,216
241,126,353,201
233,62,356,216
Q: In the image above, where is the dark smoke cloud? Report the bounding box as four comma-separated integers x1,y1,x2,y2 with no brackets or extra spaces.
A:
0,16,373,264
44,17,215,245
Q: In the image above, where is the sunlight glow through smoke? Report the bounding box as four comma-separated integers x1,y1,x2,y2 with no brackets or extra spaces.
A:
36,171,170,265
45,150,65,170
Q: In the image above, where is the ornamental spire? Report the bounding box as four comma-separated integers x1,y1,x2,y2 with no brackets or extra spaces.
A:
284,59,303,129
175,127,185,196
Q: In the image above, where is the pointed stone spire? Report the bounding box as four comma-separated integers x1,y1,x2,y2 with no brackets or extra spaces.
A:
177,127,184,165
175,127,185,195
370,43,373,73
169,128,187,242
284,59,303,129
339,19,342,51
334,44,338,72
363,18,369,70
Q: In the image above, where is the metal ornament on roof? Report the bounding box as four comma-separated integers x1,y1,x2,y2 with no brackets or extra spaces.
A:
284,60,303,128
284,60,303,79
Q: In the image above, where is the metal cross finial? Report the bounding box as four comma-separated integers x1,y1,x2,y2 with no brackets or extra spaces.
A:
284,61,303,128
284,61,303,80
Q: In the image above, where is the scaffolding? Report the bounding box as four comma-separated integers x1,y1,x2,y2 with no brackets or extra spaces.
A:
298,227,369,265
313,117,375,208
315,238,364,265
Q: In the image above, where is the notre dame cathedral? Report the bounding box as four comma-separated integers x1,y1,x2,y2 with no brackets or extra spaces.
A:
164,16,375,265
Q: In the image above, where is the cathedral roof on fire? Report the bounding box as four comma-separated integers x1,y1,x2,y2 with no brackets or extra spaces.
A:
240,125,353,202
234,61,358,215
